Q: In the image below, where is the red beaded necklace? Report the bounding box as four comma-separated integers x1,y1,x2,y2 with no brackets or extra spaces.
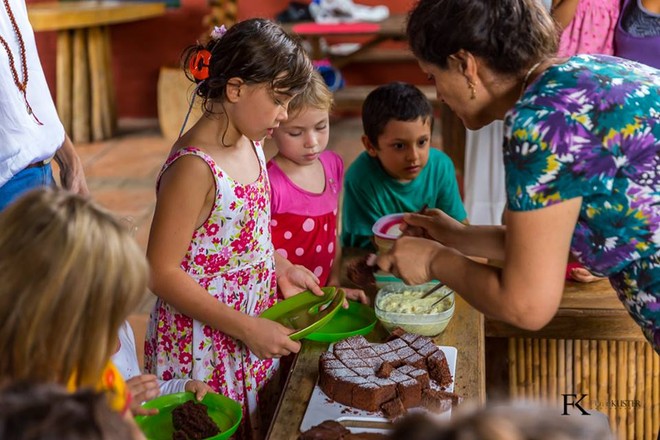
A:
0,0,42,124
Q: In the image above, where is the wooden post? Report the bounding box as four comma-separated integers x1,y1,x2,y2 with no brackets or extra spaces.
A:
56,30,72,134
87,26,106,141
72,28,90,143
548,339,557,404
608,340,617,433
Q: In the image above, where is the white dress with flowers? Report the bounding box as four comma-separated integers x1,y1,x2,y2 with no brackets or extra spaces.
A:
145,144,278,440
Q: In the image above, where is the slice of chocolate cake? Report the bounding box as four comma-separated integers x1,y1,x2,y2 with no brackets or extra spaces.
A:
426,351,453,389
171,400,219,440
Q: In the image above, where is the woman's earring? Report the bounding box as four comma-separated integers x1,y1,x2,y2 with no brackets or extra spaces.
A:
468,82,476,100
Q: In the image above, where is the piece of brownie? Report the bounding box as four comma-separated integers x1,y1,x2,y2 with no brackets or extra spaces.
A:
172,431,190,440
426,351,453,389
381,397,406,420
346,257,376,287
407,368,430,390
171,400,219,440
375,361,393,378
396,377,422,408
351,382,388,412
298,420,350,440
384,327,406,342
421,388,460,413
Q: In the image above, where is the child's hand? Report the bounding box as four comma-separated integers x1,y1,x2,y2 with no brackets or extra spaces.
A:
327,277,369,307
127,374,160,416
341,287,369,305
570,266,606,283
278,264,325,299
242,316,301,359
185,380,215,401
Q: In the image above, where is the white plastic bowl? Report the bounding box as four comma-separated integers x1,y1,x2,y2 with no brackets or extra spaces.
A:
375,282,455,337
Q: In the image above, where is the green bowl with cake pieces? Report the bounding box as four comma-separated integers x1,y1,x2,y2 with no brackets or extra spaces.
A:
305,300,377,342
260,287,346,341
135,392,242,440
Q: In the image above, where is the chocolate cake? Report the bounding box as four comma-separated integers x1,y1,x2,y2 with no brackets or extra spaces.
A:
298,420,388,440
318,332,456,419
345,256,376,287
171,400,220,439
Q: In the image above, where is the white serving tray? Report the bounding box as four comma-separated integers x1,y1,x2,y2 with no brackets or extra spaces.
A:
300,345,457,434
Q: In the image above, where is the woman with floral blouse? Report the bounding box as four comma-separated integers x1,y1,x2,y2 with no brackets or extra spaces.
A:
376,0,660,353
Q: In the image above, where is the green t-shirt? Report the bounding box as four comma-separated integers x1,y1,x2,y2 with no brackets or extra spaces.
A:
341,148,467,250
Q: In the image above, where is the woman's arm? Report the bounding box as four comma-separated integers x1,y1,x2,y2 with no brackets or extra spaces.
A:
54,134,89,196
401,209,506,260
379,198,582,330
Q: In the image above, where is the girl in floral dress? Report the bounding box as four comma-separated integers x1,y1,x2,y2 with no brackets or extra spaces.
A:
144,19,319,439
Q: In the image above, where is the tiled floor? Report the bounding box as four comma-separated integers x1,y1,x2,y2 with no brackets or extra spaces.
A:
74,115,441,312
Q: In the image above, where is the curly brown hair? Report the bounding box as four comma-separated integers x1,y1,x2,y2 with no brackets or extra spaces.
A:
183,18,313,113
406,0,558,76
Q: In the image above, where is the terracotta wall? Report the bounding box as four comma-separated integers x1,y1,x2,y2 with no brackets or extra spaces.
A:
31,0,426,119
30,0,207,119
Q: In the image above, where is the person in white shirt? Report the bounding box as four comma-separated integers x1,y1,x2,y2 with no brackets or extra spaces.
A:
0,0,88,210
112,321,214,414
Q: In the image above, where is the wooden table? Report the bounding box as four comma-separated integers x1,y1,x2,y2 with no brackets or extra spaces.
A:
28,1,165,143
485,280,659,440
267,250,486,439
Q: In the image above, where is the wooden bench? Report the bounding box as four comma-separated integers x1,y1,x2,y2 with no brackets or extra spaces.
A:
28,1,165,143
332,84,438,111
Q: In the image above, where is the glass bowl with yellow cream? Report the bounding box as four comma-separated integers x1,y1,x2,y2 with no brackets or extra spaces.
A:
375,283,455,337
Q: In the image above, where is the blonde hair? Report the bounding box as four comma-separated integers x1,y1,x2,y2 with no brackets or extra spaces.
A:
286,70,334,118
0,188,148,388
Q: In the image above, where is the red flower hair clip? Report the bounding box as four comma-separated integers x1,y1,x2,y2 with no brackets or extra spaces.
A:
189,49,211,81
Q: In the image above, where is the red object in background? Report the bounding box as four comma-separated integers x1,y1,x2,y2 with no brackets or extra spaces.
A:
292,22,381,35
565,262,583,280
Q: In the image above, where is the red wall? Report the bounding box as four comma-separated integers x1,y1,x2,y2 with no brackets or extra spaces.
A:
32,0,425,119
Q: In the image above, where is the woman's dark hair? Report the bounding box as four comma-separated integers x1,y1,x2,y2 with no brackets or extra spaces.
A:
406,0,558,75
183,18,313,113
362,82,434,147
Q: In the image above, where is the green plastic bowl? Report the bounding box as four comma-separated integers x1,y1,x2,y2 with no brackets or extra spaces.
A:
259,287,345,340
135,392,242,440
305,300,377,342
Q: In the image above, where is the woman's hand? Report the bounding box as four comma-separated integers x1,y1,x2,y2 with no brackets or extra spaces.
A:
400,209,465,246
184,380,215,401
376,236,445,285
127,374,160,416
278,264,325,299
240,316,301,359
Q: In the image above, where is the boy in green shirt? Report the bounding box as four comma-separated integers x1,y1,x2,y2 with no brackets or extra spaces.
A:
341,82,467,250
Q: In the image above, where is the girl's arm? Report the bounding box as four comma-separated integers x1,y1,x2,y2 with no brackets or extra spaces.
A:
328,234,368,304
274,251,325,298
551,0,580,30
378,198,581,330
148,157,299,358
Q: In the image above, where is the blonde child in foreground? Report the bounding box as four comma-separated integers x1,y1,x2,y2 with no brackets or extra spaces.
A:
268,71,367,304
0,187,148,435
144,18,318,439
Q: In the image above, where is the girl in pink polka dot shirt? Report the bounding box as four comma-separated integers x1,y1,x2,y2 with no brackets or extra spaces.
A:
552,0,620,57
268,72,367,303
